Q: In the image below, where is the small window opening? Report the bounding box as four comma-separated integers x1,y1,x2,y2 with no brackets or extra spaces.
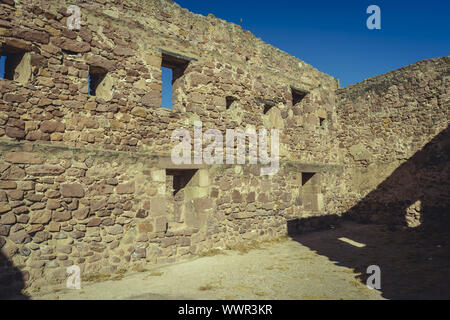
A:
88,66,107,96
0,50,25,81
226,96,237,110
166,169,197,196
319,117,326,128
291,87,308,106
263,100,275,114
302,172,315,187
161,51,191,110
62,49,79,55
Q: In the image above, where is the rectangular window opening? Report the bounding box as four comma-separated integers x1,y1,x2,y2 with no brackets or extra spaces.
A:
301,172,321,212
62,49,79,55
161,51,190,110
166,169,197,196
319,117,326,128
88,66,107,96
0,50,25,81
226,96,237,110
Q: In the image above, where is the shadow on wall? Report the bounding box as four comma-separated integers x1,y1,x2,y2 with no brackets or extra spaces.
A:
287,125,450,299
0,248,29,300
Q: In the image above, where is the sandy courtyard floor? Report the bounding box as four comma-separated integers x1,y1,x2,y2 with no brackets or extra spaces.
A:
30,222,449,300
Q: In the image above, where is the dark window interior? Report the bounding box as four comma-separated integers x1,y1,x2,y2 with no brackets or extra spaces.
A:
88,66,107,96
263,101,275,114
0,47,25,80
292,87,308,105
166,169,197,196
302,172,315,186
226,96,237,110
319,117,326,127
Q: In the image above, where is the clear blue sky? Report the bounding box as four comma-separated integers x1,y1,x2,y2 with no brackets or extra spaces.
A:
175,0,449,87
0,56,5,79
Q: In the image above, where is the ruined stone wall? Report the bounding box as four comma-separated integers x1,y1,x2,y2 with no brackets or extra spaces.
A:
0,0,344,294
1,0,447,295
0,0,339,162
336,57,449,225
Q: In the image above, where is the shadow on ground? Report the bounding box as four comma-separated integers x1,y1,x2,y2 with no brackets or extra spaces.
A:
288,125,450,300
0,248,29,300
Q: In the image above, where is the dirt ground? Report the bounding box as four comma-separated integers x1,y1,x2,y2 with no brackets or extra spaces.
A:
30,222,449,300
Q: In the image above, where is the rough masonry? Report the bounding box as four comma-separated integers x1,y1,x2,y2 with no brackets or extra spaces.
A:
0,0,448,295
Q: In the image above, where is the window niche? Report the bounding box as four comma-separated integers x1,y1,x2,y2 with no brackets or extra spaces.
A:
166,169,197,197
319,116,326,128
88,65,108,98
160,49,195,110
0,44,31,84
301,172,323,212
262,99,275,115
226,96,238,110
291,86,308,106
318,110,328,129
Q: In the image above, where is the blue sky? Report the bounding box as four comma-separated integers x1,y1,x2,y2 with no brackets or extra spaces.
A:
0,56,5,79
175,0,449,87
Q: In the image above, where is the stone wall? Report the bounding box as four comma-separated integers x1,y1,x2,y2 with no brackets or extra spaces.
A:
0,0,339,163
336,57,449,225
0,140,344,294
0,0,448,295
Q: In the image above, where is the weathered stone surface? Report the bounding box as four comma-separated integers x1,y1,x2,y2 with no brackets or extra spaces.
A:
13,28,49,44
26,165,65,176
4,94,26,103
10,230,30,244
74,207,90,220
116,182,135,194
150,197,166,216
5,152,44,164
85,55,115,72
0,202,12,213
113,46,134,56
154,216,167,233
1,166,25,180
52,211,72,222
106,225,123,235
141,93,160,107
30,210,51,224
0,212,16,224
40,121,65,133
87,217,101,227
54,38,90,53
60,184,85,198
138,222,153,233
131,107,148,118
5,127,26,139
0,181,16,189
91,199,107,212
349,143,372,162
